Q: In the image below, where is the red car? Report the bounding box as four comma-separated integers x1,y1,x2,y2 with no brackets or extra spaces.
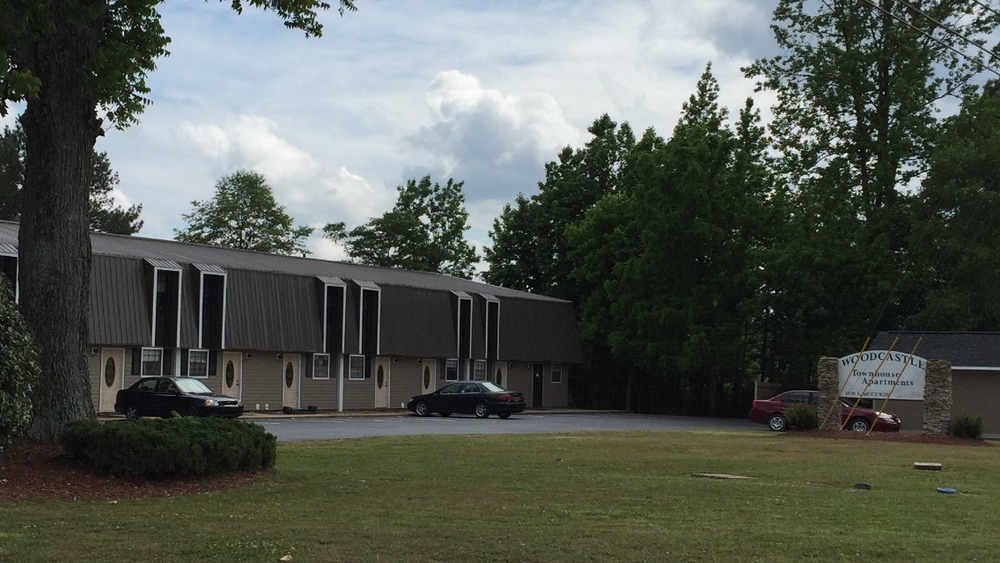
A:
749,390,901,432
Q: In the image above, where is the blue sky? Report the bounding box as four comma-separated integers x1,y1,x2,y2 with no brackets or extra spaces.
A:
2,0,778,265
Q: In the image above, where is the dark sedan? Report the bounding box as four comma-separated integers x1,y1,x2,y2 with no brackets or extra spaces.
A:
407,381,526,419
115,377,244,420
748,389,901,432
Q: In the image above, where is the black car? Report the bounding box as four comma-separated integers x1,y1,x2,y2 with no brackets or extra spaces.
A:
407,381,526,419
115,377,244,420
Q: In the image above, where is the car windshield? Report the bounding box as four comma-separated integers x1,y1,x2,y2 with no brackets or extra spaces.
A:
479,381,505,393
173,378,213,395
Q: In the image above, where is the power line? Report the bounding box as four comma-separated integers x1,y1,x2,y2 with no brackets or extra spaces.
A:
859,0,1000,79
969,0,1000,21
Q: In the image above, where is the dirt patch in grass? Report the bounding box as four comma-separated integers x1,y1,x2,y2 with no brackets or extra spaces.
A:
0,441,265,504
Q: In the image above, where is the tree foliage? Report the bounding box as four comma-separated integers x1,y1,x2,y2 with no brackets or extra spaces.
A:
0,279,40,451
485,2,1000,414
175,170,313,256
741,0,1000,380
484,114,634,302
907,81,1000,330
325,176,479,278
567,66,775,414
1,0,354,440
0,123,143,234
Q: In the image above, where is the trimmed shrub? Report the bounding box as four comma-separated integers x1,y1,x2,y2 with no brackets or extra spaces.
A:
61,416,277,478
0,280,40,451
785,404,818,431
948,412,983,440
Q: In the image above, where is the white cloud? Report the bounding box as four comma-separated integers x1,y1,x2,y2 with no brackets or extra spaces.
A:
11,0,785,261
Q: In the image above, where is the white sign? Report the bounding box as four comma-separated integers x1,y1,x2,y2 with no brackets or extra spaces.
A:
837,350,926,401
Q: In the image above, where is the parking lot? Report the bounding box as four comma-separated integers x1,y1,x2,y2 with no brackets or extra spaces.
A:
251,411,759,441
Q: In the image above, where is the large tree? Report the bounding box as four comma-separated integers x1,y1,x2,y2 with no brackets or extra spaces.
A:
907,81,1000,330
743,0,1000,381
324,176,479,278
484,114,635,302
0,123,143,234
175,170,314,256
1,0,355,441
569,66,775,415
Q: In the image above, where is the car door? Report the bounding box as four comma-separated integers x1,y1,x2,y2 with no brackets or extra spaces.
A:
151,378,179,417
129,378,159,416
456,382,482,413
431,383,462,412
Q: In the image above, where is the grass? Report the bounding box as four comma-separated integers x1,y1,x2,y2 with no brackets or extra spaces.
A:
2,431,998,562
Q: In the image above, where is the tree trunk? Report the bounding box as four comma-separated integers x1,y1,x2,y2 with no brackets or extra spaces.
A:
20,4,102,442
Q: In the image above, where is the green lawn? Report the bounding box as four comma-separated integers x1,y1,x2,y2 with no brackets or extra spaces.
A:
2,431,996,562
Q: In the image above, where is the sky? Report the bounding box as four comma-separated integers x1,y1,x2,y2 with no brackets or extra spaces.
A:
2,0,781,266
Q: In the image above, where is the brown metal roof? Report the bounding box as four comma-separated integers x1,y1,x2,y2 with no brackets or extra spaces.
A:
4,220,583,361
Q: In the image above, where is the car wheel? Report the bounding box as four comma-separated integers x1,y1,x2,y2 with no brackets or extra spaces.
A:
413,401,430,417
767,413,787,432
439,412,451,417
474,402,490,419
184,405,199,417
125,405,140,421
848,418,870,432
498,412,511,419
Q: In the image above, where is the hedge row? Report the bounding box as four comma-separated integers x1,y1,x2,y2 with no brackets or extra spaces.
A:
61,416,276,478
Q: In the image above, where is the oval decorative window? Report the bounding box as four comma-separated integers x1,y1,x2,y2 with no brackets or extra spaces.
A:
495,368,502,385
285,362,294,388
104,357,116,388
377,365,385,388
423,366,431,389
225,361,235,388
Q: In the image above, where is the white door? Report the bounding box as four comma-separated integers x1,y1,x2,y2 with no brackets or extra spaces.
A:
494,362,508,389
222,352,242,399
421,359,437,394
98,348,125,413
374,357,391,408
282,354,300,409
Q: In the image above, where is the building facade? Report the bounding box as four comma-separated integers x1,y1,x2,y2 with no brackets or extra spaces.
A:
0,221,583,413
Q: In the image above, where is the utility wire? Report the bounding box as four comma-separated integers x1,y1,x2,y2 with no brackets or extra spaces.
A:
896,0,1000,64
969,0,1000,22
859,0,1000,79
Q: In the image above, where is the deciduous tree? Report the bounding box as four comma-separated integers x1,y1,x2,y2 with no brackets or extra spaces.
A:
743,0,1000,381
908,81,1000,330
484,114,634,303
0,123,143,234
324,176,479,278
176,170,313,256
0,0,355,440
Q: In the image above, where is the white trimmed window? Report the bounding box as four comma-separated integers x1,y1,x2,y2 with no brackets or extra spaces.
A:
348,355,365,380
141,347,163,376
473,359,487,380
551,363,563,384
445,358,459,381
313,353,331,380
188,349,209,378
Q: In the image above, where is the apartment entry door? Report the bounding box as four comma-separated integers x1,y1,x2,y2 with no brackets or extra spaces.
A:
532,363,544,408
374,357,391,408
420,359,437,394
282,354,301,409
98,348,125,413
221,352,242,399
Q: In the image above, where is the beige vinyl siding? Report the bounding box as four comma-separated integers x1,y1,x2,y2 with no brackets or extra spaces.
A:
87,352,102,412
343,374,376,409
543,364,568,408
391,358,423,408
507,363,533,400
300,373,339,410
239,354,284,411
